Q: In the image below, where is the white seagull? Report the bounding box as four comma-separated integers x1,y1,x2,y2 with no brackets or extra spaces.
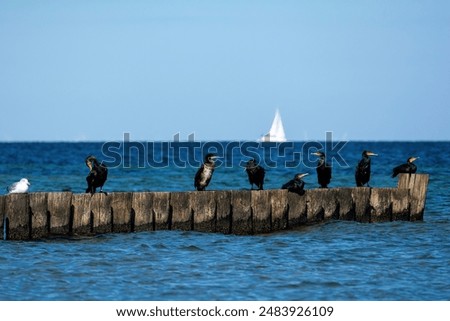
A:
7,178,31,194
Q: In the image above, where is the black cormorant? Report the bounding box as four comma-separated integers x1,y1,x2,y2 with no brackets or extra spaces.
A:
85,155,108,194
355,150,377,187
281,173,308,195
194,153,218,191
392,156,419,177
311,151,331,188
245,159,265,190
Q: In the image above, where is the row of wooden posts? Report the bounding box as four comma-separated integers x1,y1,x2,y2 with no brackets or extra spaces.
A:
0,174,429,240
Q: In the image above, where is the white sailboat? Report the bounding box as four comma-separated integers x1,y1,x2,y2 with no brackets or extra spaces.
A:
258,109,287,142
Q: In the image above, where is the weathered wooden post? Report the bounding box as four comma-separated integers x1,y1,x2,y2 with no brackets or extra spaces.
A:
29,193,49,239
398,174,429,221
90,192,112,234
323,189,339,220
270,189,288,232
352,187,371,223
251,190,271,234
4,193,30,240
230,190,252,235
369,188,393,222
192,191,216,233
306,190,324,223
333,188,355,221
110,192,133,233
152,192,171,230
71,193,92,235
47,192,72,235
286,191,307,228
214,190,231,234
132,192,153,232
391,188,410,221
170,191,192,231
0,195,5,240
306,189,339,223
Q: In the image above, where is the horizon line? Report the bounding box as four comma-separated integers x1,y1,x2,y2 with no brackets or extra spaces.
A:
0,139,449,143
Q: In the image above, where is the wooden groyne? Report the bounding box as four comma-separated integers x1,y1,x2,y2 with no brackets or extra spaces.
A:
0,174,429,240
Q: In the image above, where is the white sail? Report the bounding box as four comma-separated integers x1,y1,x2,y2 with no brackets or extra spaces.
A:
259,109,287,142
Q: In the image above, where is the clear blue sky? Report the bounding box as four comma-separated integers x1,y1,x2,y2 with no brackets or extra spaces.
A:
1,0,449,141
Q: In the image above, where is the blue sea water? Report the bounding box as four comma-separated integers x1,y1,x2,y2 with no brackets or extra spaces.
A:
0,141,449,300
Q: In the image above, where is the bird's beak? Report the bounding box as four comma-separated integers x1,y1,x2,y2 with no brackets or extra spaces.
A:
367,152,378,156
300,173,309,178
411,157,419,162
311,152,321,156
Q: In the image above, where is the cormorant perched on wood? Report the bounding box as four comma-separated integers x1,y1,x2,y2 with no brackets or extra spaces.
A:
245,159,265,190
281,173,308,195
85,155,108,194
355,150,377,187
194,153,218,191
392,157,419,178
311,151,331,188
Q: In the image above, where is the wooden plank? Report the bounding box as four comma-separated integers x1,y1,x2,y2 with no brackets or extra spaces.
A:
110,192,133,233
251,190,271,234
0,195,6,240
4,193,29,240
29,193,49,239
398,173,429,221
397,173,413,189
352,187,371,223
410,174,429,221
90,192,112,234
306,189,338,223
152,192,171,230
370,188,393,222
323,189,339,220
392,189,410,221
170,191,192,231
214,190,231,234
132,192,153,232
230,190,252,235
71,193,92,235
192,191,216,233
287,191,307,228
306,189,324,223
335,188,355,221
47,192,73,235
270,189,288,231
